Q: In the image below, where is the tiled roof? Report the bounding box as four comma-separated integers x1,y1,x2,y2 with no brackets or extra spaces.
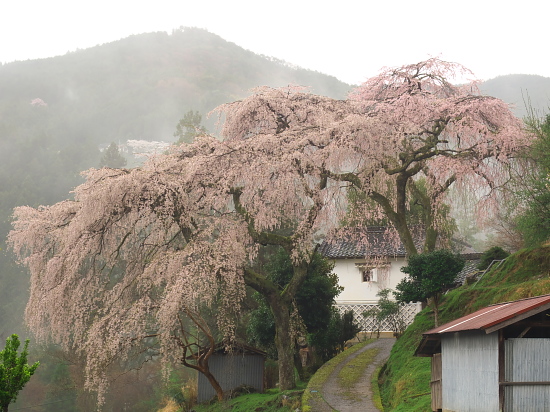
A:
453,254,483,284
318,227,410,258
320,227,483,287
415,294,550,356
318,227,477,263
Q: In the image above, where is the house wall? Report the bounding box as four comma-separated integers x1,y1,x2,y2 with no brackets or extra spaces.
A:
197,353,264,402
332,257,407,303
441,331,499,412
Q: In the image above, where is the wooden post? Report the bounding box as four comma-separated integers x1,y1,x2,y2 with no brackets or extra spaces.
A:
431,353,442,411
498,329,505,411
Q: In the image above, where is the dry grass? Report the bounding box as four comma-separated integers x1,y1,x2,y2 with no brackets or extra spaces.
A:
182,378,198,409
157,398,181,412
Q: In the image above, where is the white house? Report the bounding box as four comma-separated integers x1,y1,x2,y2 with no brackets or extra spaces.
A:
318,227,481,333
319,227,411,304
319,226,423,332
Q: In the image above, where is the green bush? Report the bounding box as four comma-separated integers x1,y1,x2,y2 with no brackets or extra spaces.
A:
478,246,510,270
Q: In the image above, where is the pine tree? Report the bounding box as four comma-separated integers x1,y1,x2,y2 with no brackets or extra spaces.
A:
99,142,127,168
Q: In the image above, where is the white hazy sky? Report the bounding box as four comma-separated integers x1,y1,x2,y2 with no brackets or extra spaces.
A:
1,0,547,85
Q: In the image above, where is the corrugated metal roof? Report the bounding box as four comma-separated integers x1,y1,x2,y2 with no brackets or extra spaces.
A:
425,294,550,335
415,294,550,356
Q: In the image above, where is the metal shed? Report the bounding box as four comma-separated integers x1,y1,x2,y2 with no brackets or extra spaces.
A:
415,294,550,412
196,342,267,403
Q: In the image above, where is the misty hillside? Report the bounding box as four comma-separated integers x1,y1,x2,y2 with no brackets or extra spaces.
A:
0,27,350,147
1,27,550,327
1,27,549,411
0,26,352,236
481,74,550,118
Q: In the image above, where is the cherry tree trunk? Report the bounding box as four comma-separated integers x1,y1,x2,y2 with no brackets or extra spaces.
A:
268,296,295,390
202,366,225,401
272,305,296,391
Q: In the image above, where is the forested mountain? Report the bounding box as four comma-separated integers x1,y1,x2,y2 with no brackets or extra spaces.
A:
0,27,350,148
480,74,550,118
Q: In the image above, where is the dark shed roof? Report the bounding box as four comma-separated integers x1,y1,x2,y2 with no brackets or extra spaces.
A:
415,294,550,356
187,341,267,360
211,341,267,357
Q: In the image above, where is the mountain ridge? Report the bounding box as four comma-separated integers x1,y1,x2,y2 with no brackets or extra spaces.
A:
0,28,351,146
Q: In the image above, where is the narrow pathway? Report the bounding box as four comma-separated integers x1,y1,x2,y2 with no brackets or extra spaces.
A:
309,338,395,412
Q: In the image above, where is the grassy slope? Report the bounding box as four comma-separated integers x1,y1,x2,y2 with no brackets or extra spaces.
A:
379,244,550,411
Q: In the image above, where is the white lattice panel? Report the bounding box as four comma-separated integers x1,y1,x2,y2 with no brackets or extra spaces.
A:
335,302,421,332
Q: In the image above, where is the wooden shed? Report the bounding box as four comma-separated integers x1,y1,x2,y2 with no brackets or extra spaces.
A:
197,342,267,403
415,294,550,412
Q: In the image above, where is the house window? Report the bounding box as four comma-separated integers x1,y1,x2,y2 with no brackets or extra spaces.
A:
357,264,377,283
362,268,373,282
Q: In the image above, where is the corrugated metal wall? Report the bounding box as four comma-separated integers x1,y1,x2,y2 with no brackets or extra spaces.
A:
197,353,264,403
441,331,499,412
504,338,550,411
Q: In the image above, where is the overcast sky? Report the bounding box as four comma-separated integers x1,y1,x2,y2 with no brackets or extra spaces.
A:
1,0,547,85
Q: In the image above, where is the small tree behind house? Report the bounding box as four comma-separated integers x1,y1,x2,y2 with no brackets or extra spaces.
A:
363,289,406,338
395,250,465,327
477,246,510,271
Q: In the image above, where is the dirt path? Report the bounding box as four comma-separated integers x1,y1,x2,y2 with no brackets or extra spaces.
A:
308,338,395,412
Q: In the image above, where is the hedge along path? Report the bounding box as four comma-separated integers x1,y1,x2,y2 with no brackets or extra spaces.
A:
303,338,395,412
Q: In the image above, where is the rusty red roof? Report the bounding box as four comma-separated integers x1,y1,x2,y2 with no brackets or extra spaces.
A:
425,294,550,335
415,294,550,356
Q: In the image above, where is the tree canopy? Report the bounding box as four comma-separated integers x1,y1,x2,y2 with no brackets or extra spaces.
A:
395,249,465,326
173,110,207,144
9,59,530,398
0,335,39,412
516,112,550,246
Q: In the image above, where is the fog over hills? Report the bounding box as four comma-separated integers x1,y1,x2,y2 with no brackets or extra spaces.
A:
1,27,548,155
0,28,350,147
1,27,549,331
481,74,550,118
